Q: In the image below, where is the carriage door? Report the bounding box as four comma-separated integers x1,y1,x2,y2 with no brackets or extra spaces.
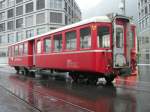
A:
113,25,126,68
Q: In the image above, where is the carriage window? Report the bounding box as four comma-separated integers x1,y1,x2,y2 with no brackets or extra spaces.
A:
12,46,14,57
54,34,62,52
80,27,91,48
15,46,18,56
19,44,23,56
8,47,11,57
24,43,28,55
116,27,123,48
44,38,51,53
97,26,110,48
66,31,76,50
128,30,134,48
37,41,41,53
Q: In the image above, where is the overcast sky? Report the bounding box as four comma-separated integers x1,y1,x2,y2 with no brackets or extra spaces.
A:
75,0,102,11
75,0,138,22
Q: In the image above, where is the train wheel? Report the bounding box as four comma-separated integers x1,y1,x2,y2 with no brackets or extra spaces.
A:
21,68,29,75
86,76,98,85
105,75,115,84
14,67,20,74
69,72,79,83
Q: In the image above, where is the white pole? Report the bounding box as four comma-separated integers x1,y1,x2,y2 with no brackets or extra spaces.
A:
122,0,126,15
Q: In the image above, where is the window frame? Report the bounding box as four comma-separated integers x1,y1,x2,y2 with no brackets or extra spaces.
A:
36,40,42,54
79,27,92,50
19,43,23,56
25,2,33,13
53,33,63,52
14,45,19,56
16,18,23,29
11,46,14,57
96,24,111,49
65,30,77,51
8,47,11,57
116,26,124,48
43,37,51,53
7,8,14,18
23,42,28,55
16,5,23,16
36,0,45,10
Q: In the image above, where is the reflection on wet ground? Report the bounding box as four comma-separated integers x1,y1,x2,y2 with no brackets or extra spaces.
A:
138,66,150,82
0,66,150,112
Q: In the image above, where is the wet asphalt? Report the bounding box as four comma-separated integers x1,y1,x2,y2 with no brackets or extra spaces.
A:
0,66,149,112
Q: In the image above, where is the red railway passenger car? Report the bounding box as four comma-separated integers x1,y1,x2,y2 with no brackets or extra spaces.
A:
8,14,137,83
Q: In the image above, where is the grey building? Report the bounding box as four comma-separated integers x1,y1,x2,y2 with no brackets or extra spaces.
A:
0,0,81,64
138,0,150,64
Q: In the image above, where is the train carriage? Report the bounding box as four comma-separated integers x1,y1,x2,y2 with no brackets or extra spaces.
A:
8,14,137,83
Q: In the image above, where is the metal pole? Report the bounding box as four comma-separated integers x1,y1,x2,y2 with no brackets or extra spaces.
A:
122,0,126,15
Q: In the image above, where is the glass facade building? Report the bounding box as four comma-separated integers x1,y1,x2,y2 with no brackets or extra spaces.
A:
138,0,150,64
0,0,81,64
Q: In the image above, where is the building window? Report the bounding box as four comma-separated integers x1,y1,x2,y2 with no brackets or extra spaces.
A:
80,27,91,49
44,38,51,53
36,13,45,24
66,31,76,50
25,15,33,27
145,49,150,61
50,27,56,30
37,27,45,35
8,0,14,7
0,0,5,9
16,18,23,28
97,26,110,48
0,48,7,57
0,35,7,44
25,2,33,13
37,40,41,53
8,33,14,43
50,12,63,24
50,0,63,9
7,21,14,30
145,37,149,43
145,6,148,14
16,6,23,16
7,9,14,18
16,0,22,4
0,23,5,32
16,32,23,42
36,0,45,10
26,29,34,38
0,12,5,21
54,34,62,52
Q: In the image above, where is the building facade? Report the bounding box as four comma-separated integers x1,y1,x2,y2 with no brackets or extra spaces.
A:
0,0,81,64
138,0,150,64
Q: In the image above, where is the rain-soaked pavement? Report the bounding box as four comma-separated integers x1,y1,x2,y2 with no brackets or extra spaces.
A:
0,66,150,112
